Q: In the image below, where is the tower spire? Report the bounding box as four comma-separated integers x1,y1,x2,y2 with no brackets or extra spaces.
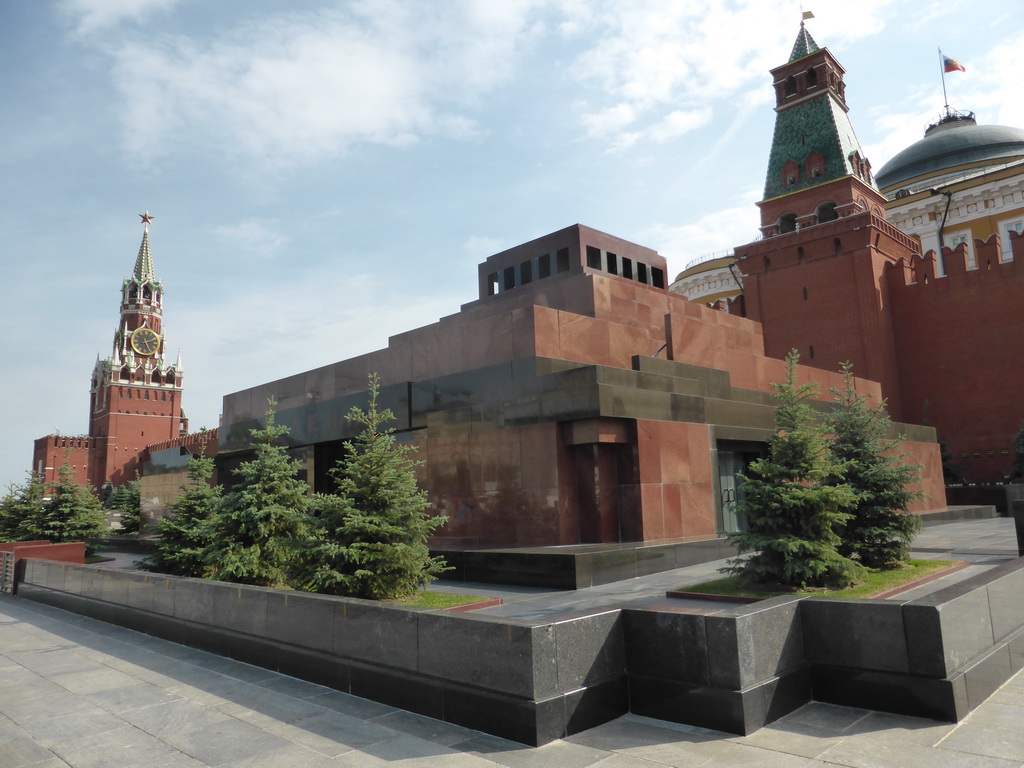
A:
790,17,820,62
134,212,155,282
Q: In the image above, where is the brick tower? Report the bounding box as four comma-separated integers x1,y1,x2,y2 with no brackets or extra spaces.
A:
733,21,917,418
87,213,186,491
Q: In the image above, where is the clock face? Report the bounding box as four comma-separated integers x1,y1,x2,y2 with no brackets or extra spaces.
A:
131,328,160,356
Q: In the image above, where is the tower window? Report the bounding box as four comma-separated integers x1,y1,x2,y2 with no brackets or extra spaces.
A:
806,67,818,88
803,287,808,300
586,245,602,269
817,202,838,223
809,345,815,359
779,213,798,234
785,75,796,96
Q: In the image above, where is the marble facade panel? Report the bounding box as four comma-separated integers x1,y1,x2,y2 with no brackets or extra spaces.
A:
463,312,514,370
558,313,611,366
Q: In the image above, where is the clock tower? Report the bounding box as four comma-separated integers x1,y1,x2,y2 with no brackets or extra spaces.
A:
88,213,187,490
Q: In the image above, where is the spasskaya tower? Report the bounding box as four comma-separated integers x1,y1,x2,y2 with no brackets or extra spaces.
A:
87,213,187,490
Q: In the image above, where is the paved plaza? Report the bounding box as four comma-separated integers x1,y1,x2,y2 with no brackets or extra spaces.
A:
2,518,1023,767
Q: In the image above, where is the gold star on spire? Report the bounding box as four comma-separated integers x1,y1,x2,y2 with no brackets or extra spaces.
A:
139,211,154,231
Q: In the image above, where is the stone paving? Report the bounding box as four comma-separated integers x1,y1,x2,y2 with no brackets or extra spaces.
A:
1,518,1023,767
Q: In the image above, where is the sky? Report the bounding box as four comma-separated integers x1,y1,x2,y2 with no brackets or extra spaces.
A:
2,0,1023,491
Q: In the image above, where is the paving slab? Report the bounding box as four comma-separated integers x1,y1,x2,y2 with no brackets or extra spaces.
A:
0,518,1023,767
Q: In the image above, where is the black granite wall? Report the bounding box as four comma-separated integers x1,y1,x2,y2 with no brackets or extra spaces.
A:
15,555,1024,743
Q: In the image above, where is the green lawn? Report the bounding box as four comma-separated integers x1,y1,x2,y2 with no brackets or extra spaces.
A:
390,591,494,610
681,559,961,600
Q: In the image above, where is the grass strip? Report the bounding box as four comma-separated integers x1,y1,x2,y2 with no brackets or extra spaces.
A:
390,591,494,610
680,559,961,600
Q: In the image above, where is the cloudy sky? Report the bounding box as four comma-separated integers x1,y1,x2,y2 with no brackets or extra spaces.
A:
2,0,1022,490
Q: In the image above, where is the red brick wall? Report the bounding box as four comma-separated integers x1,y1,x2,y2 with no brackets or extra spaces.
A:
886,242,1024,482
736,212,915,420
89,385,183,489
31,436,92,487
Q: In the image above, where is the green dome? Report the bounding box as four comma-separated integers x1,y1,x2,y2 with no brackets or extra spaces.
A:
876,114,1024,192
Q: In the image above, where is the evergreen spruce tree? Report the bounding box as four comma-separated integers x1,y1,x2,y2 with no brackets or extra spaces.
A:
827,364,924,568
32,462,107,555
0,473,46,542
300,374,448,600
203,402,309,586
725,351,862,589
142,440,221,577
112,477,142,535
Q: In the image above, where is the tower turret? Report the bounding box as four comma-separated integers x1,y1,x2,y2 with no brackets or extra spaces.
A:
734,21,917,417
757,21,884,237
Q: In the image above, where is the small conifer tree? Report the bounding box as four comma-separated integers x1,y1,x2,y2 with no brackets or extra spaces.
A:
29,462,107,555
203,401,309,586
0,473,46,542
725,351,862,588
300,374,448,600
827,364,923,568
142,437,221,577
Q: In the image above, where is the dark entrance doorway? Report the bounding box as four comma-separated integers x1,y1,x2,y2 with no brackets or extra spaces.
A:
716,440,766,533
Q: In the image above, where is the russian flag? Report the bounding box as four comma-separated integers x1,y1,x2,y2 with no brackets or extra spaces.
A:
943,56,966,73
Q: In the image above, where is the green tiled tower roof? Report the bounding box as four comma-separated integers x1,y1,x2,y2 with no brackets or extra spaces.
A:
133,229,154,283
789,23,819,61
761,25,876,203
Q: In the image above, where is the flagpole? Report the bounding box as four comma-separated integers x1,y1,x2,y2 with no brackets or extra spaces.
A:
939,47,949,113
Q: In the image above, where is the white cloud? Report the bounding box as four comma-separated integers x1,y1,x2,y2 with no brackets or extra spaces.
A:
59,0,180,35
101,2,544,170
212,219,289,260
648,108,713,143
971,38,1024,130
642,197,762,279
563,0,896,150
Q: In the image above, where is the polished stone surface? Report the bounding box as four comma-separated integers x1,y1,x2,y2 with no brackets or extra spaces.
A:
4,595,1024,767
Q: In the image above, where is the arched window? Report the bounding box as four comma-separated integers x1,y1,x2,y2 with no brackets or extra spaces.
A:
833,238,842,256
816,202,838,223
806,67,818,88
797,247,805,263
779,213,798,234
785,76,796,96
